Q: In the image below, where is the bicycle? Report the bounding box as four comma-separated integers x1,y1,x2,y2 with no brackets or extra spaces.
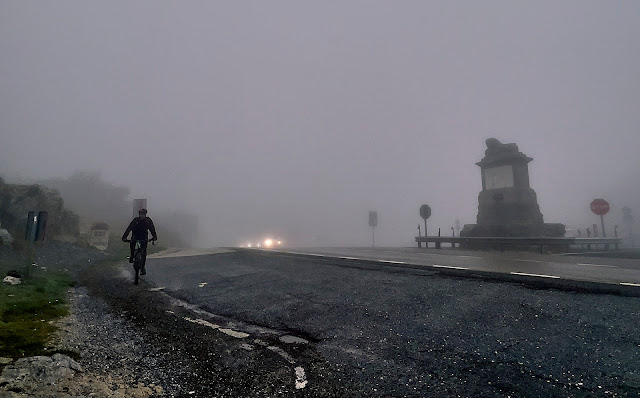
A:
125,238,156,285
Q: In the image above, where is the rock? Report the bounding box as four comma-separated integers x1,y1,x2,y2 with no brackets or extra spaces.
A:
0,358,12,365
2,276,20,286
0,354,82,394
0,228,12,245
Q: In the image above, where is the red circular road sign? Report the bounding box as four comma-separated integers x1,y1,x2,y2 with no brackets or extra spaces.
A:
590,199,610,216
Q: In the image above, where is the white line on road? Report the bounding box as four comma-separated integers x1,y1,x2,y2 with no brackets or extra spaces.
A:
510,272,561,279
340,256,360,260
267,346,296,364
455,255,482,259
431,264,469,270
219,328,250,338
183,317,249,338
378,260,407,264
517,259,544,263
298,253,327,257
577,263,618,268
295,367,308,389
184,317,220,329
620,282,640,287
278,251,326,257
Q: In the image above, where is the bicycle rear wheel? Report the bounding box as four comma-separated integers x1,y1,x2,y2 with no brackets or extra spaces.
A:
133,250,144,285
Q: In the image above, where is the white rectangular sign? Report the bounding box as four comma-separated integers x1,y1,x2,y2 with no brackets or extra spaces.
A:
484,165,514,190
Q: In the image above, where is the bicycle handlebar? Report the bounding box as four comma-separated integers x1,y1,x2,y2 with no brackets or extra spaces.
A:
125,238,157,245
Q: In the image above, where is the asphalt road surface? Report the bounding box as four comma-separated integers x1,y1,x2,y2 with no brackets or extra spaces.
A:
128,248,640,397
274,247,640,286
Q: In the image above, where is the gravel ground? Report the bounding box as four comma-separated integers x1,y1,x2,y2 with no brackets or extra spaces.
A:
0,241,172,397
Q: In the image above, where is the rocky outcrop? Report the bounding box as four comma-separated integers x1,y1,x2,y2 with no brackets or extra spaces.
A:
0,181,79,240
0,221,13,245
0,354,82,394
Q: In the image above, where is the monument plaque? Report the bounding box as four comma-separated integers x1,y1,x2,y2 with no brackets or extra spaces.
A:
461,138,564,238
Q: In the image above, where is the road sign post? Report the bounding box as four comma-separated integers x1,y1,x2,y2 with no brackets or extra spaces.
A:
419,204,431,249
369,211,378,248
590,199,610,238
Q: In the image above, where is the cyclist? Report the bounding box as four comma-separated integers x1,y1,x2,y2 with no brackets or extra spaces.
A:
121,208,158,275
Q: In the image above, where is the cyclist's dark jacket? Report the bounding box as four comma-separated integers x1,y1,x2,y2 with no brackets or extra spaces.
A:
122,217,158,241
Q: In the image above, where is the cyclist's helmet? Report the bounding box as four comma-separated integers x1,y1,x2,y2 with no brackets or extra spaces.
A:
138,208,148,215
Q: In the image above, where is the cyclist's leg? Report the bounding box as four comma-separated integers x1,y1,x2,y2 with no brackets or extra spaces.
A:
140,240,148,274
129,241,135,263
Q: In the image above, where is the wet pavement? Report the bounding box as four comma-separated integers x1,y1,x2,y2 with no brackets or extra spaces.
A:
271,246,640,287
131,249,640,397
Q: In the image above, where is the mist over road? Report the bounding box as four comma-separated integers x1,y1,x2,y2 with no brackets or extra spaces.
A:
136,249,639,396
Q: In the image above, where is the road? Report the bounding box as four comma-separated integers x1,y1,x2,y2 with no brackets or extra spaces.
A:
135,248,640,397
273,246,640,287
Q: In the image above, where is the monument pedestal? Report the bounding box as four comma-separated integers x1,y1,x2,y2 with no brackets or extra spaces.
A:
461,138,564,240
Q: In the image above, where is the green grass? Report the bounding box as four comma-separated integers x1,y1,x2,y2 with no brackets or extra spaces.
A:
0,238,167,361
0,266,75,359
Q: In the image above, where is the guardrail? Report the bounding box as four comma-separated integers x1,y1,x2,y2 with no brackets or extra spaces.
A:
414,236,622,253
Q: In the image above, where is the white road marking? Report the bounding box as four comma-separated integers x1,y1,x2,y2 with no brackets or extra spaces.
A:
148,287,165,291
510,272,560,279
267,346,296,364
183,317,248,338
456,255,482,259
577,263,617,268
240,343,254,351
219,328,250,339
431,264,469,270
279,251,326,257
298,252,326,257
378,260,407,264
340,256,360,260
517,259,543,263
184,317,220,329
198,282,208,288
280,335,310,344
620,282,640,287
295,366,308,389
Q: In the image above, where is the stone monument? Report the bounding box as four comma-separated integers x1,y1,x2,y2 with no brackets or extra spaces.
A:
460,138,565,237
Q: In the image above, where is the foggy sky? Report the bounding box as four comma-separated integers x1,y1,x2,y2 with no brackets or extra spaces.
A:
2,1,639,247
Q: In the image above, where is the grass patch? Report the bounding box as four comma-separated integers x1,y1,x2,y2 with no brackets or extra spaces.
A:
0,238,167,361
0,268,74,359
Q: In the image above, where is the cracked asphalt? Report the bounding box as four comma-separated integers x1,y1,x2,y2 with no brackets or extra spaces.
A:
113,249,640,397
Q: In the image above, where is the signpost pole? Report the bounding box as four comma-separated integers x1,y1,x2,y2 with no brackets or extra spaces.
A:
368,211,378,248
590,199,610,250
372,226,375,248
419,204,432,250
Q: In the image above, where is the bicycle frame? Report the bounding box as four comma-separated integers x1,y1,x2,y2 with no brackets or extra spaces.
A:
125,238,155,285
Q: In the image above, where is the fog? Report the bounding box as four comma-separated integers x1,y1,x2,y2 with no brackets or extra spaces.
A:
1,1,639,247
